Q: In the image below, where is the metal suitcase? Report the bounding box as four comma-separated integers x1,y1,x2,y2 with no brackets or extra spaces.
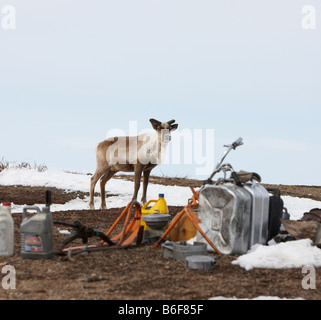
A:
197,181,270,255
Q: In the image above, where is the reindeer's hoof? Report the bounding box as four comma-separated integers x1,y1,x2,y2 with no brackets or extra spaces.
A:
100,205,107,210
88,204,95,210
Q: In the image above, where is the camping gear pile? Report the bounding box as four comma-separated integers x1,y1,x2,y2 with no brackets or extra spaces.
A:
3,137,318,265
154,137,287,256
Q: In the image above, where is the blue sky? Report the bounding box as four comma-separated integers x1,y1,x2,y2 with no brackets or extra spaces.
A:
0,0,320,185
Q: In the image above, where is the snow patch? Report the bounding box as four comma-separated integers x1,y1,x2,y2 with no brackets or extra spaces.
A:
232,239,321,270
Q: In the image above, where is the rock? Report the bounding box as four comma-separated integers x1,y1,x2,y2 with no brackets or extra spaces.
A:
281,219,320,244
78,274,106,282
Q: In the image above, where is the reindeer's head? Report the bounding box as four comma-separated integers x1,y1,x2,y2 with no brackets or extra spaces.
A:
149,119,178,143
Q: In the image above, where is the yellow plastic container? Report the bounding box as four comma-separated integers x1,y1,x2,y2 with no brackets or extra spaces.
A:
141,194,169,230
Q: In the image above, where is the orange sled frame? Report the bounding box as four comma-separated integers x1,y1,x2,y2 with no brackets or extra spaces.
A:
153,187,221,255
60,188,221,256
60,201,144,256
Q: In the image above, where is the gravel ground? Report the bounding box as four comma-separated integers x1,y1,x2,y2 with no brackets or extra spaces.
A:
0,182,320,300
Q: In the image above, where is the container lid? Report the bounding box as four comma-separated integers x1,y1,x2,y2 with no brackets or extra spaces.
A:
185,255,216,270
2,202,11,206
142,213,171,223
159,193,164,198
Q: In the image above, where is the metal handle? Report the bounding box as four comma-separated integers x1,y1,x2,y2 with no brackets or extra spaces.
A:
22,206,41,220
233,137,243,148
208,137,244,181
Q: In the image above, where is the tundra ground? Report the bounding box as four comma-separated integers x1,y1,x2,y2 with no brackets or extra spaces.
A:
0,180,320,300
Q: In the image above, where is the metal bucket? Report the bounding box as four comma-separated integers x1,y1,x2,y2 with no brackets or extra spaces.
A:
162,241,208,261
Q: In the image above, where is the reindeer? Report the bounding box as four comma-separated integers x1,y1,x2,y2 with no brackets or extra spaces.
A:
88,119,178,210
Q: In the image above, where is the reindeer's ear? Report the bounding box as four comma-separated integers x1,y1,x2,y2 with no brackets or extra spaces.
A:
150,118,162,130
170,123,178,131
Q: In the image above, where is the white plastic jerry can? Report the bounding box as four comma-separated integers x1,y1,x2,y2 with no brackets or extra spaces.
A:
0,203,14,256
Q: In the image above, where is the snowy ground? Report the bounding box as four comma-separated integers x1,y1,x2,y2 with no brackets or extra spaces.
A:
0,168,192,211
1,167,321,276
1,167,321,218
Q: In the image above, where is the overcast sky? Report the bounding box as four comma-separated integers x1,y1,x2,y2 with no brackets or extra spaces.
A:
0,0,320,185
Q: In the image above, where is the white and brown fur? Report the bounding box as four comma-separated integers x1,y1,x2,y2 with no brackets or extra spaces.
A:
88,119,178,209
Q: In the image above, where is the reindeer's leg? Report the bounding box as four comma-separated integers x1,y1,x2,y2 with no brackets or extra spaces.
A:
132,164,143,202
88,168,105,209
141,169,152,204
100,169,116,210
